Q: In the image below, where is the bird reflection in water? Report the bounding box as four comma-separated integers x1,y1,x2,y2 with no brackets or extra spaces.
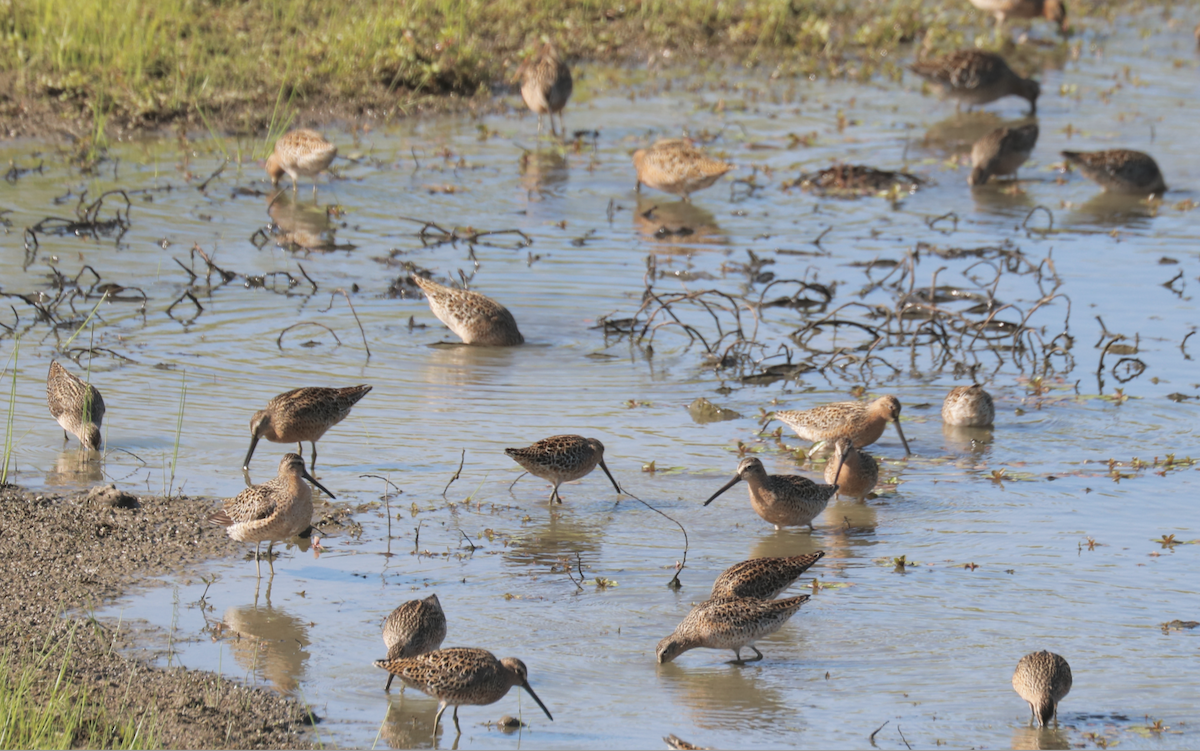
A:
1011,724,1071,751
44,449,105,488
657,656,801,733
214,582,311,695
378,699,442,751
265,192,347,252
519,149,569,197
633,198,726,255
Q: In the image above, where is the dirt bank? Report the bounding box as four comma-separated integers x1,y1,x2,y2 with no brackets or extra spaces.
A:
0,483,315,749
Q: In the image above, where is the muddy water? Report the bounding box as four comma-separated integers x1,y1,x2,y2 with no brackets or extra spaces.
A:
3,9,1200,750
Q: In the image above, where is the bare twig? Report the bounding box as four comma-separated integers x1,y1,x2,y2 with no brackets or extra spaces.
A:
443,450,465,498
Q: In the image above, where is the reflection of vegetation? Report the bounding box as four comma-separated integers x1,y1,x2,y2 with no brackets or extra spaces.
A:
2,0,1069,128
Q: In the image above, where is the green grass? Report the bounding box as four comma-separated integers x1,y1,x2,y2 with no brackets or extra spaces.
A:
0,338,19,487
0,0,1113,130
0,629,157,750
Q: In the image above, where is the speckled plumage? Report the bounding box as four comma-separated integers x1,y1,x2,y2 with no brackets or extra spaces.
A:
372,648,553,736
704,457,839,531
942,384,996,427
46,361,105,450
1012,651,1072,726
1061,149,1167,196
519,42,573,138
266,129,337,196
710,552,825,601
412,275,524,346
969,0,1067,32
656,595,810,664
825,438,879,503
381,595,447,691
775,395,910,454
969,123,1038,186
633,139,733,200
207,453,335,577
505,434,621,503
243,385,372,471
911,50,1040,114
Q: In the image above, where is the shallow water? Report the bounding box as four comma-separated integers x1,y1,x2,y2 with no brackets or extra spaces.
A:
2,8,1200,750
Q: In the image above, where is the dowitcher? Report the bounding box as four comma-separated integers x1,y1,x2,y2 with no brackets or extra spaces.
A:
243,385,372,472
519,42,573,138
373,647,553,736
382,594,448,691
1060,149,1167,196
775,395,911,455
910,50,1040,114
633,139,734,201
824,438,879,503
1012,651,1072,727
969,123,1039,186
710,551,825,600
703,457,840,531
505,435,622,504
266,129,338,197
656,595,810,664
46,361,105,450
208,453,335,578
412,275,524,346
969,0,1067,33
942,384,996,427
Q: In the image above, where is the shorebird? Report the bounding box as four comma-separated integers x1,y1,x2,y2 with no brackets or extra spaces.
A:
633,139,733,201
243,385,372,472
824,438,879,503
942,384,996,427
969,0,1068,34
969,123,1039,186
382,595,448,691
710,552,825,600
266,129,338,198
656,595,810,664
703,457,841,531
412,275,524,346
46,361,105,450
775,395,911,455
1012,651,1072,727
519,42,573,138
373,647,553,737
910,50,1040,114
1060,149,1167,196
208,453,335,578
505,435,622,504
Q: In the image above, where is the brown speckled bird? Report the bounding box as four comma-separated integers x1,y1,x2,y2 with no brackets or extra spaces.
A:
372,647,553,737
505,434,622,503
266,129,338,197
710,552,825,601
824,438,879,503
381,595,448,691
942,384,996,427
775,395,911,455
969,123,1039,186
46,361,105,450
207,453,335,578
703,457,840,531
243,385,372,472
911,50,1040,114
633,139,733,201
969,0,1068,33
519,42,573,138
656,595,810,664
1012,651,1072,726
412,275,524,346
1061,149,1167,196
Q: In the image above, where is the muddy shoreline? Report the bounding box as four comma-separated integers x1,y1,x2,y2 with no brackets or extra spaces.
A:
0,484,316,749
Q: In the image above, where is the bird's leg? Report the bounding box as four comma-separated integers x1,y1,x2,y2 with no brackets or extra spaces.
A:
549,111,558,139
550,483,562,505
452,706,461,733
636,180,641,193
385,674,394,692
433,702,447,736
63,430,69,444
296,441,304,454
746,645,765,662
254,542,262,578
310,441,318,473
536,114,543,140
1028,703,1036,725
727,648,745,665
267,541,275,576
